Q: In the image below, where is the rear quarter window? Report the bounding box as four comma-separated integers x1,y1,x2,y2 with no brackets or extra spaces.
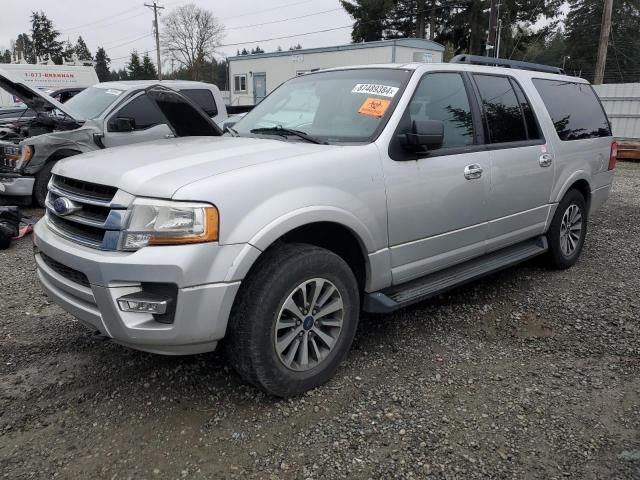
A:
532,79,611,141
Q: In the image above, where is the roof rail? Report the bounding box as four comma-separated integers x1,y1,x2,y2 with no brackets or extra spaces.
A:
449,54,565,75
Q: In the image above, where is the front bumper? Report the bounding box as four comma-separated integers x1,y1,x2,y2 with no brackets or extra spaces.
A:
33,218,253,355
0,173,34,196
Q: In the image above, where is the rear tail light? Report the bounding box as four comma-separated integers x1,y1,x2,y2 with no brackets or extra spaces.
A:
608,141,618,170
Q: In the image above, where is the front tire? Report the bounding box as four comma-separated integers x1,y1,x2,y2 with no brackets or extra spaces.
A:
225,243,360,397
33,161,56,208
546,189,588,269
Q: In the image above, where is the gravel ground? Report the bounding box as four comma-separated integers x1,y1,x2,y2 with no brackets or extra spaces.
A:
1,163,639,480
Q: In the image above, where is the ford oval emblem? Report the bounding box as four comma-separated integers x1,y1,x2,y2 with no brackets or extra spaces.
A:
52,197,81,216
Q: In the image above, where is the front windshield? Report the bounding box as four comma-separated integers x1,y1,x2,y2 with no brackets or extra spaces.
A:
64,86,124,119
233,68,412,143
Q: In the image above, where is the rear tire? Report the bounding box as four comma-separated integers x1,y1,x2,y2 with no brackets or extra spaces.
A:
225,243,360,397
33,161,56,208
546,189,588,269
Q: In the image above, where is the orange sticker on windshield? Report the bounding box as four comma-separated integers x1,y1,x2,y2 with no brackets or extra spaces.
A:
358,97,391,118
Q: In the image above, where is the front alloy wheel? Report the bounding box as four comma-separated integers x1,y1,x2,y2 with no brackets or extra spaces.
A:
225,243,359,397
274,278,344,371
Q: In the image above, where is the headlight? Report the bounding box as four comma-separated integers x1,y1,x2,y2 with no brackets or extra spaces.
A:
4,145,33,169
120,198,219,251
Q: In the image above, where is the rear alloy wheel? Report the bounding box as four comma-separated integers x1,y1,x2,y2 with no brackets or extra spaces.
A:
559,204,583,257
225,243,359,397
547,189,588,269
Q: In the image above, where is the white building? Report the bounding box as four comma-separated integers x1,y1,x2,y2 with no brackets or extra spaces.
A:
227,38,445,106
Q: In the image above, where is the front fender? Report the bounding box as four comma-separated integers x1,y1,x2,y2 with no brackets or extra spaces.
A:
248,205,377,253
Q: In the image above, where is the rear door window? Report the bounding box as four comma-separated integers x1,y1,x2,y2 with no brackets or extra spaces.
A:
532,79,611,141
512,81,540,140
473,74,528,143
180,89,218,117
108,94,166,131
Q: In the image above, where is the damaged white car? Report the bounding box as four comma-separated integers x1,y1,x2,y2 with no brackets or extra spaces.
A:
0,73,225,206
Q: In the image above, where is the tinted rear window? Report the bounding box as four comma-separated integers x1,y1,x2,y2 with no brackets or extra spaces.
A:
474,74,528,143
532,79,611,141
180,89,218,117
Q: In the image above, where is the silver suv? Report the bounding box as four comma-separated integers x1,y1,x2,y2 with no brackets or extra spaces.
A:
33,56,616,397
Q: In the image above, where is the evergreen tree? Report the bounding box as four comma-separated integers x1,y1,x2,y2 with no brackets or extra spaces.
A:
74,36,92,60
15,33,34,63
126,50,144,79
30,11,62,63
251,45,265,54
1,49,12,63
341,0,562,57
140,52,158,80
240,48,249,55
94,47,111,82
564,0,640,83
340,0,395,42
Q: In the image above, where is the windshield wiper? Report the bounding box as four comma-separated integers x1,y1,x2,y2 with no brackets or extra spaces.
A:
249,126,327,144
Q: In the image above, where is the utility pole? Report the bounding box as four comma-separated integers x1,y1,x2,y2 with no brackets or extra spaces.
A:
495,18,502,58
594,0,614,85
145,1,164,80
486,0,499,56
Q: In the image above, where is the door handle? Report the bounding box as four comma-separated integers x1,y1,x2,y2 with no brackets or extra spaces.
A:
165,134,175,139
539,153,553,167
464,164,483,180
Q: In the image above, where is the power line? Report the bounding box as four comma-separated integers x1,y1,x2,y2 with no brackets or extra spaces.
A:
63,10,151,35
103,33,153,50
59,5,143,32
226,8,343,30
109,22,354,62
218,24,355,49
224,0,318,21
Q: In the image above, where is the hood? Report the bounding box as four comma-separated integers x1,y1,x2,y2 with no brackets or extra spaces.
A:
0,69,83,122
53,136,336,198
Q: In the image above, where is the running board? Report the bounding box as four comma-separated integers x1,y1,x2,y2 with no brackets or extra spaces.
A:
364,236,548,313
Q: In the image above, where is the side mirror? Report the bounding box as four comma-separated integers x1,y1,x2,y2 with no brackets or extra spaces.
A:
402,119,444,151
111,117,135,132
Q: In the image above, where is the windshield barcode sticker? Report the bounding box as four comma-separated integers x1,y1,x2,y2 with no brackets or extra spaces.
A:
352,84,399,98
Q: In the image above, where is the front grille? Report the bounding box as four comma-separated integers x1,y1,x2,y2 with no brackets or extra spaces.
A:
52,175,117,202
46,175,132,250
48,214,106,245
40,253,90,288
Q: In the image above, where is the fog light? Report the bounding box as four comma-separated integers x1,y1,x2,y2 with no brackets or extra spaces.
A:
117,292,169,314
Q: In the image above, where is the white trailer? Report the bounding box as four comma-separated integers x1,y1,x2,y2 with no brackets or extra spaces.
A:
228,38,445,106
0,64,99,107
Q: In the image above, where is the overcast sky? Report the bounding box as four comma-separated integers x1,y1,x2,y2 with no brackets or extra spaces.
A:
0,0,355,70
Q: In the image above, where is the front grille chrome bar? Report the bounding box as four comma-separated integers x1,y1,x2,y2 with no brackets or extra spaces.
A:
46,175,134,251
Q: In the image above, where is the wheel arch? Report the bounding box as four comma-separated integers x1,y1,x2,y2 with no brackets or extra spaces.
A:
554,172,592,211
46,148,82,163
227,208,385,297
